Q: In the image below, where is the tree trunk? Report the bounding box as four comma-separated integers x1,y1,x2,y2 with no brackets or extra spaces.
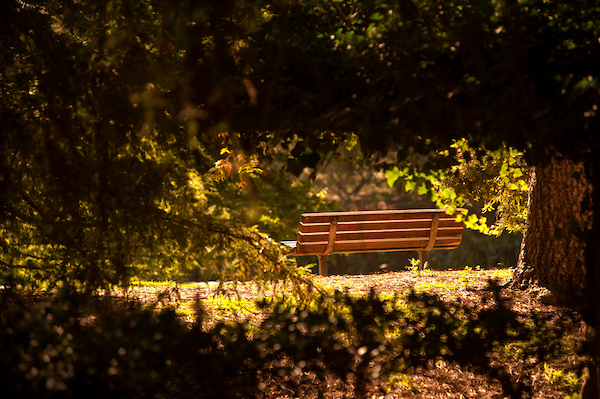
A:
512,157,592,304
512,155,599,398
583,153,600,399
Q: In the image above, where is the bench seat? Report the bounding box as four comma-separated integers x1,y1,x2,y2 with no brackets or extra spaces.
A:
284,209,464,276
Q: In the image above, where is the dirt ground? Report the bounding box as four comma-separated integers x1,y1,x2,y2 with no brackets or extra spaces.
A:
119,269,586,399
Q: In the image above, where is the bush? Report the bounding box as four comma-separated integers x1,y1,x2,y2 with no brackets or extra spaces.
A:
0,282,582,398
0,289,258,398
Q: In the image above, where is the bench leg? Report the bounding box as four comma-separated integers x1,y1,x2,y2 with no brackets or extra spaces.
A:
317,255,328,276
418,251,428,271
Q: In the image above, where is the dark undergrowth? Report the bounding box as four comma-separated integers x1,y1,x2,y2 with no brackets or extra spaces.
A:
0,281,585,398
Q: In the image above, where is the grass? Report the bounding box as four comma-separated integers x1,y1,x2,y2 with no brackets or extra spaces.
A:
132,266,516,323
201,296,260,318
543,363,583,391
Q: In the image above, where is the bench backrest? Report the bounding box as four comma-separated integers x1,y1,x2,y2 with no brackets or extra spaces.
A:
294,209,463,256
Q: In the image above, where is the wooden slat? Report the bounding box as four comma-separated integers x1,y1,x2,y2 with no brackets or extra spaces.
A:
298,226,463,243
300,208,452,223
299,228,429,242
335,236,462,250
299,219,461,234
295,236,462,256
296,236,463,252
300,213,454,225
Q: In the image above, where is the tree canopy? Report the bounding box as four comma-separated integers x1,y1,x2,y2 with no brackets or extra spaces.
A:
3,0,600,288
244,0,600,161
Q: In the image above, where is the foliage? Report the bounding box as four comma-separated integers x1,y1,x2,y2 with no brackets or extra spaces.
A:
405,257,428,273
0,0,338,290
206,145,336,242
256,0,600,158
2,1,598,394
4,0,600,287
0,282,584,398
385,139,529,235
543,363,582,391
428,228,522,270
0,288,261,399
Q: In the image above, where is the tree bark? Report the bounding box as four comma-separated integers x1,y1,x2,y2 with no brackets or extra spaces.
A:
583,153,600,399
512,155,598,398
512,157,592,304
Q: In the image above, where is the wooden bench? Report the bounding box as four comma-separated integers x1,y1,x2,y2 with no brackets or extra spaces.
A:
282,209,464,276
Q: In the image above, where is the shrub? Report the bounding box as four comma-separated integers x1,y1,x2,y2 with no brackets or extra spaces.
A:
0,281,582,398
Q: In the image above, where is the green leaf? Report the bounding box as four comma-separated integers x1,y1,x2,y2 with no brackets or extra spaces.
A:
384,166,401,188
369,12,384,21
468,214,479,224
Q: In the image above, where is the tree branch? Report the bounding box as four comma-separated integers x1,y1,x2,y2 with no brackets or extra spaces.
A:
328,0,350,25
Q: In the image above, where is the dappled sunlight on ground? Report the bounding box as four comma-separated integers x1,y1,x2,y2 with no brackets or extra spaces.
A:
110,268,584,399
